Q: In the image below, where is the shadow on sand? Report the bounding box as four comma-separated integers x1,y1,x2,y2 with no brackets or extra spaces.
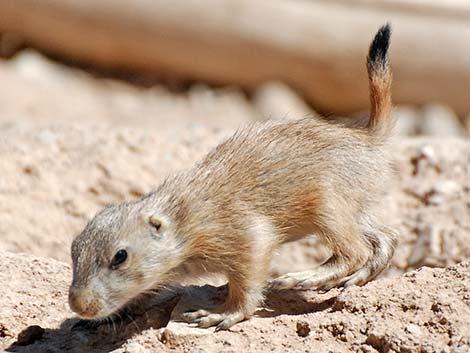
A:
7,284,339,353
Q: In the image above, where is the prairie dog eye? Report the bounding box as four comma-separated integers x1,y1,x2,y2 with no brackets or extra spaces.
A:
111,249,128,269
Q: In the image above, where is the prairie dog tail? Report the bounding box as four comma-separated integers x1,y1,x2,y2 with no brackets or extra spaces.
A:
367,24,393,138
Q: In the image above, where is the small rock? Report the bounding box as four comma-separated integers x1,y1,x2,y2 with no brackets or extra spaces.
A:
411,144,440,175
16,325,45,346
0,323,12,337
22,163,40,177
417,145,438,166
393,105,420,136
432,180,460,197
405,323,422,337
408,224,445,269
344,330,355,342
124,341,147,353
10,49,68,84
427,194,444,205
296,321,311,337
365,332,388,351
159,322,211,348
420,104,464,136
427,180,461,205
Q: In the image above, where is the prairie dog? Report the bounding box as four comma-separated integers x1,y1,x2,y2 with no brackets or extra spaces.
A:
70,25,396,330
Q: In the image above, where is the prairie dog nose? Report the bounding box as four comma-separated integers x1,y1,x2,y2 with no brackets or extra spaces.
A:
68,286,99,318
68,286,85,314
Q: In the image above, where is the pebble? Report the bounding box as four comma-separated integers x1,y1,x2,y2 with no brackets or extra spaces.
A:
159,322,211,348
407,224,444,268
405,323,422,338
417,145,438,166
432,180,460,197
124,342,147,353
427,180,460,205
393,105,420,136
412,144,440,175
296,321,311,337
0,323,12,337
420,104,464,137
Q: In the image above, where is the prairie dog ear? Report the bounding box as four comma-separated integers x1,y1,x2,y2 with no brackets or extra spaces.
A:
141,212,164,233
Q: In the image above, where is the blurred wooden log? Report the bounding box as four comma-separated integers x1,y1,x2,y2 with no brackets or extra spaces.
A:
0,0,469,115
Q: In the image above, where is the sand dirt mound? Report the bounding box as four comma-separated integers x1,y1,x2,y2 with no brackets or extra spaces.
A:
1,251,469,353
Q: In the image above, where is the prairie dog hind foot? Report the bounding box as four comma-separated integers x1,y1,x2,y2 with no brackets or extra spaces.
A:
269,215,397,290
270,214,398,291
269,254,385,292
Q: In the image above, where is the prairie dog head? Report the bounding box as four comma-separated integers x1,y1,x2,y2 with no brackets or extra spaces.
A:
69,199,185,320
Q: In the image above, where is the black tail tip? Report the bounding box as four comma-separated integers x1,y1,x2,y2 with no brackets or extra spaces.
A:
368,23,391,67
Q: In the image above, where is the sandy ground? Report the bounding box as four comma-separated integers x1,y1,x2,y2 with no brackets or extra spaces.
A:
1,252,470,353
0,51,469,353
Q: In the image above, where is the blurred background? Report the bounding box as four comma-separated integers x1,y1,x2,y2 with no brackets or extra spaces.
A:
0,0,469,134
0,0,468,276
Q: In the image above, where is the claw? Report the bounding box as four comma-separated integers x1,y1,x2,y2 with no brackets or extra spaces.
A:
215,318,232,331
197,314,223,328
215,312,245,331
180,309,210,322
269,276,298,290
180,309,245,330
215,321,228,332
297,279,315,289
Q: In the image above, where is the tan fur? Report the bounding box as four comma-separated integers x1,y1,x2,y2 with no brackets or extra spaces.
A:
70,25,397,330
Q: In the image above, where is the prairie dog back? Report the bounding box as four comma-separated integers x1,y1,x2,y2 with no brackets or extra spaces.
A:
69,24,396,331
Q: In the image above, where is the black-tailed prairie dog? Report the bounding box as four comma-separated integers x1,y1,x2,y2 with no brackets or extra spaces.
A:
69,24,397,330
